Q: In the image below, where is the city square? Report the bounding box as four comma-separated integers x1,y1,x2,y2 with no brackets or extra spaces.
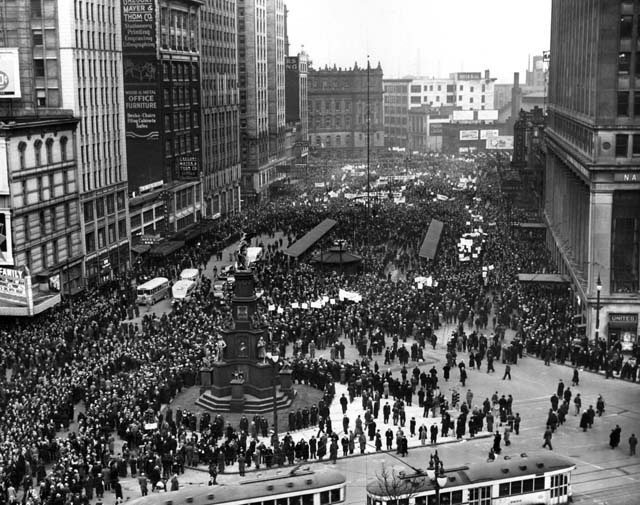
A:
0,1,638,505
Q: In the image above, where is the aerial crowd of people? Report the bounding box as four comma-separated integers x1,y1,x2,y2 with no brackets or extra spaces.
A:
0,151,637,505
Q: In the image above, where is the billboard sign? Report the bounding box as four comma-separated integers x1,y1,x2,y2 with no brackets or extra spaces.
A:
122,0,157,53
460,130,479,141
123,56,159,140
0,266,26,300
0,211,13,266
477,109,499,121
0,48,21,98
480,129,499,140
486,135,514,150
452,110,474,121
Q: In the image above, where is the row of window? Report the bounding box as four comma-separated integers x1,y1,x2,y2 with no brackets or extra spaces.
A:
83,192,127,222
25,204,75,241
18,137,69,170
85,220,127,253
410,84,487,93
313,133,382,146
615,133,640,157
24,234,75,272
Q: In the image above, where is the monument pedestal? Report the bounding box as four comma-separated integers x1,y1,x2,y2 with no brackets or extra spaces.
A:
230,378,246,412
199,368,213,394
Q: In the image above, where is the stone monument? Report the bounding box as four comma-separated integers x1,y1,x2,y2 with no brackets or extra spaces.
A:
196,268,294,413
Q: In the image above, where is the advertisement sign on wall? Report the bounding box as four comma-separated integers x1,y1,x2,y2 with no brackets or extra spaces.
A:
0,48,21,98
0,211,13,267
486,135,514,150
460,130,479,141
453,110,474,121
480,129,499,140
0,266,26,300
477,109,499,121
177,155,200,180
122,0,157,53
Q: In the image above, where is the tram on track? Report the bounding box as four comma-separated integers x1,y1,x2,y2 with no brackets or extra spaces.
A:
127,465,346,505
366,452,576,505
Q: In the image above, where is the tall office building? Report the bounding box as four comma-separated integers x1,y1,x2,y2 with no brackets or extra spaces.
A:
546,0,640,349
200,0,241,218
124,0,204,244
237,0,291,204
0,0,84,315
57,0,130,285
285,50,309,171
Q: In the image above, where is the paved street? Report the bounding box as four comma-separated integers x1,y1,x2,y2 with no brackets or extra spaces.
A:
110,234,640,505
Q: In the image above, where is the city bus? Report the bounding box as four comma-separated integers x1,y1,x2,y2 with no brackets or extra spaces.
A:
136,277,170,305
171,279,197,304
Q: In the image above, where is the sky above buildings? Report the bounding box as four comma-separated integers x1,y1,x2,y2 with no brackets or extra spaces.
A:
285,0,551,84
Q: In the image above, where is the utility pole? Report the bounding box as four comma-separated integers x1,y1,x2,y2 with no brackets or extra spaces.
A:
366,56,371,258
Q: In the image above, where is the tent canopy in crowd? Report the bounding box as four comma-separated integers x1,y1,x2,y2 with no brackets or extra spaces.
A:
284,219,337,258
419,219,444,260
517,273,570,284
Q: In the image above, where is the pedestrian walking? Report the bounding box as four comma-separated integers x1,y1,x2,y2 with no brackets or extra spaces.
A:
542,426,553,450
502,364,511,380
610,425,622,449
629,434,637,456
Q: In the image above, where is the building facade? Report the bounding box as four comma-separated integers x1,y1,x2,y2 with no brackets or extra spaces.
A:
285,50,309,176
58,0,130,285
545,0,640,349
0,0,85,314
237,0,291,205
200,0,241,218
307,62,385,157
383,78,411,149
123,0,204,243
407,71,496,111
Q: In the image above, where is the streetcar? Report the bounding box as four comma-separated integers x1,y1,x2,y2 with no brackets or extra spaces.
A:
128,465,346,505
366,453,576,505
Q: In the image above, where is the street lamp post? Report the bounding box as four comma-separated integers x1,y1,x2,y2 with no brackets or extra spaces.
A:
426,451,448,505
595,273,602,345
265,350,280,442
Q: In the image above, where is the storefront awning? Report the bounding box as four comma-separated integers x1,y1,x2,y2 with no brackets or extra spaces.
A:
516,222,546,229
131,244,151,255
517,273,570,283
150,240,185,257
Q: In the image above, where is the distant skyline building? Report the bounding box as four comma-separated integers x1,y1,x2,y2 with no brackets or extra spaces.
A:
545,0,640,349
285,50,309,171
307,62,385,157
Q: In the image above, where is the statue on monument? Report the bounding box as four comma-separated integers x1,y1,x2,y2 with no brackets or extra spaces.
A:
257,336,266,362
215,336,227,361
237,233,249,270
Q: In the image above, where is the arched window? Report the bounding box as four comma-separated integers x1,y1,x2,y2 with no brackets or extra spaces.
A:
336,135,341,146
325,135,331,146
60,136,68,161
34,140,43,166
18,142,27,169
45,138,54,164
